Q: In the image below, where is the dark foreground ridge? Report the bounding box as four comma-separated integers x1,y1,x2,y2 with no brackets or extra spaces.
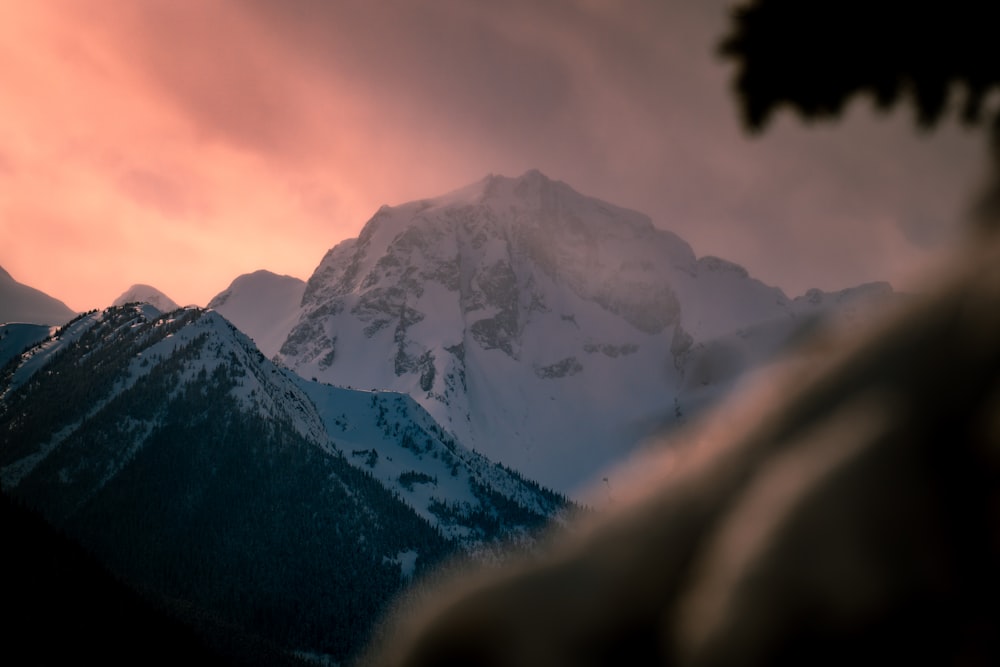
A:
1,483,308,666
0,304,570,664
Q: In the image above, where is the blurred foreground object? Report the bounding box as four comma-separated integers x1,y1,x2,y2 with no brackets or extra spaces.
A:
365,239,1000,666
719,0,999,131
361,3,1000,665
721,0,1000,233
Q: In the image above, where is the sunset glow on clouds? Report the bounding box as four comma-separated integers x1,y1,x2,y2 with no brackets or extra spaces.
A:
1,0,989,311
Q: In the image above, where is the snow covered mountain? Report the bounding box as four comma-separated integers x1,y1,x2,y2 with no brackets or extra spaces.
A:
0,265,76,325
112,283,180,312
274,170,902,495
0,303,569,662
208,270,306,358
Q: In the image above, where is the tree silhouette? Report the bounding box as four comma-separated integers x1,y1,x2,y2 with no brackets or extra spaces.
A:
721,0,1000,231
359,8,1000,667
719,0,999,132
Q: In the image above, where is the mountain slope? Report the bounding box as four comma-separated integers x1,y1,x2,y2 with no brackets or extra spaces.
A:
275,170,901,494
0,304,568,662
1,487,274,666
0,265,76,325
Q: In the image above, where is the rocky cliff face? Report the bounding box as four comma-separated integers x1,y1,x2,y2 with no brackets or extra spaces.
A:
274,170,898,494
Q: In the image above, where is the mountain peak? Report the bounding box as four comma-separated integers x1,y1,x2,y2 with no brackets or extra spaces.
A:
208,270,306,358
481,167,551,190
280,171,710,491
112,284,180,313
383,170,659,244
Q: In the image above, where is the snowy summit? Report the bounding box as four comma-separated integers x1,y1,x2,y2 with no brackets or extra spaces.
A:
269,170,901,494
112,284,180,313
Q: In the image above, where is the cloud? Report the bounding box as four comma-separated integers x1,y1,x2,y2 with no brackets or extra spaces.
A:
117,168,204,219
0,0,990,309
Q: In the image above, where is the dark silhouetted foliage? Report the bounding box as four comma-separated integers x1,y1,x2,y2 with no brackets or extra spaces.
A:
0,483,288,666
720,1,1000,132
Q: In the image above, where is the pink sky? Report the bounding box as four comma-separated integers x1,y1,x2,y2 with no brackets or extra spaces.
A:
1,1,989,312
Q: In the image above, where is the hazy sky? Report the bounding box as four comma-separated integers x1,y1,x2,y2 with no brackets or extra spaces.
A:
1,0,990,311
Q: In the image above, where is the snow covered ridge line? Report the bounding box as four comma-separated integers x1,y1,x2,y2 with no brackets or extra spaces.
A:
2,306,152,395
1,301,572,546
3,302,342,460
0,305,202,488
0,299,575,660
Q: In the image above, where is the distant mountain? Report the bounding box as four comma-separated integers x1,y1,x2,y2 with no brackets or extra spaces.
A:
112,283,180,312
0,304,568,663
271,170,902,495
208,270,306,358
0,265,76,325
0,323,52,367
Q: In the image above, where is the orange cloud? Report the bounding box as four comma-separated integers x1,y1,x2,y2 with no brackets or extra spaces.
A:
0,2,373,309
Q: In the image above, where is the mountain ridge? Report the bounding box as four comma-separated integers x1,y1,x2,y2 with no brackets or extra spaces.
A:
0,302,570,662
0,264,76,326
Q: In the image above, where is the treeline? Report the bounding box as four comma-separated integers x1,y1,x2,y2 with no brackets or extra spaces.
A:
0,483,289,666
